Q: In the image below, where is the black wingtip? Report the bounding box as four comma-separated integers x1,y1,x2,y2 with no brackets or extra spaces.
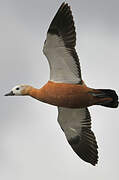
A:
48,1,76,46
68,130,98,166
61,2,68,7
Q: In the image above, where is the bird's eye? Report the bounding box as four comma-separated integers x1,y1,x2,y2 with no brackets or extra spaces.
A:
16,87,20,90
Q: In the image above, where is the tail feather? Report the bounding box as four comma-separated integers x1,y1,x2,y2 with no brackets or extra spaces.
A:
93,89,118,108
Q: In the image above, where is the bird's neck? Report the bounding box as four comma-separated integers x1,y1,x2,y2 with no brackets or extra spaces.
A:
28,86,45,102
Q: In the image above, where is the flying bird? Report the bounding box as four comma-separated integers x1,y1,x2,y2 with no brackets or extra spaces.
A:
5,2,118,166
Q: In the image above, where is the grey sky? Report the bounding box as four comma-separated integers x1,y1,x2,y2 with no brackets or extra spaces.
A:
0,0,119,179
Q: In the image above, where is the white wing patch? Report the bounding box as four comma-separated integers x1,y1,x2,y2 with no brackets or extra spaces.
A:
43,34,81,83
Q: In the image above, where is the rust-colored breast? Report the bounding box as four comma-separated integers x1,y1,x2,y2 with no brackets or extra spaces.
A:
29,81,96,108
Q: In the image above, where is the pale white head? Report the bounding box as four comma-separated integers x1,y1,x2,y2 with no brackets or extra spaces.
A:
5,84,31,96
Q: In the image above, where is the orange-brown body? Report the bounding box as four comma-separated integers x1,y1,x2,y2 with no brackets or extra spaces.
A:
27,81,112,108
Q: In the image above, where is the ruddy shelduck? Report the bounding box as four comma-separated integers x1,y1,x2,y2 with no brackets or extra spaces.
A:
5,2,118,166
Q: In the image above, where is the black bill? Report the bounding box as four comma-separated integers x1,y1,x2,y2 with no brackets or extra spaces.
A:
4,91,15,96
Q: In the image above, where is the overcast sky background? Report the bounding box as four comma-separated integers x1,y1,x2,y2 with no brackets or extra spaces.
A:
0,0,119,179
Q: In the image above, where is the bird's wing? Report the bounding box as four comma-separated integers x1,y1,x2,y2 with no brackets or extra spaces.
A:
43,2,82,84
57,107,98,166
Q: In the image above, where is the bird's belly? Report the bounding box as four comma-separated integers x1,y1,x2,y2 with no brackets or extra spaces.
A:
39,81,92,108
43,94,90,108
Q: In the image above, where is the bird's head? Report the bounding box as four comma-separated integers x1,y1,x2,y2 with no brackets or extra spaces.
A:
5,85,32,96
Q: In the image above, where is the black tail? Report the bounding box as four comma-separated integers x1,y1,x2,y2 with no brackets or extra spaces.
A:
93,89,118,108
